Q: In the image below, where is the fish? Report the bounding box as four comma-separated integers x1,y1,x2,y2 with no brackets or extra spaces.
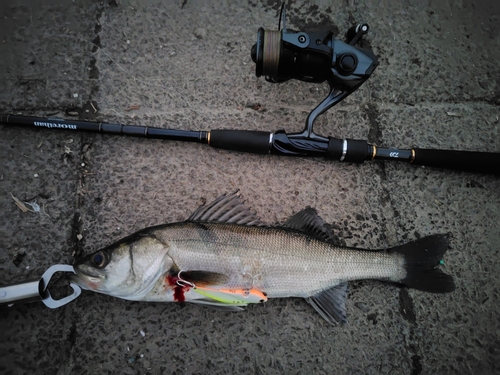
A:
72,191,455,325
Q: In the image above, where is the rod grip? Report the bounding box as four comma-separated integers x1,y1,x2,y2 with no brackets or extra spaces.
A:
412,148,500,175
209,129,271,154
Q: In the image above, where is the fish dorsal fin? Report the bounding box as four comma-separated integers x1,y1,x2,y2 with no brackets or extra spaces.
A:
306,282,348,325
282,207,338,244
187,190,263,226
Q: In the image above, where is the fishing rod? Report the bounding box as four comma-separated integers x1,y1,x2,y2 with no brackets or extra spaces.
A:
3,113,498,175
1,6,499,175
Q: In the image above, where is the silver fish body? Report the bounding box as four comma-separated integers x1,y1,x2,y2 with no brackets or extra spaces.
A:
150,222,405,298
73,192,454,324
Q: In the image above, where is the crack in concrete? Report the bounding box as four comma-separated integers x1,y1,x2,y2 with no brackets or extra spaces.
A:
364,101,422,374
365,102,382,145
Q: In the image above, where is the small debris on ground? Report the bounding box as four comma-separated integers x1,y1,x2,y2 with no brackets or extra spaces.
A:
124,104,141,111
11,194,43,214
24,201,40,213
11,194,29,213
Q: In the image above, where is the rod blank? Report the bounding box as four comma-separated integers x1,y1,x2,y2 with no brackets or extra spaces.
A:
0,114,207,143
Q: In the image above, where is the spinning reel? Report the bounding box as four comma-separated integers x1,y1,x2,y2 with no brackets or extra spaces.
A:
251,5,378,139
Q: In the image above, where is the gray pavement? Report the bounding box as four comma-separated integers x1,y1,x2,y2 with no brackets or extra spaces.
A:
0,1,499,374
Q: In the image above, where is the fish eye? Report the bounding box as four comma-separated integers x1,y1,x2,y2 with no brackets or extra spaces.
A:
91,251,108,268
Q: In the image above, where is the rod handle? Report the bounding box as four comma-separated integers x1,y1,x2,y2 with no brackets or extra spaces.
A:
209,129,272,154
412,148,500,175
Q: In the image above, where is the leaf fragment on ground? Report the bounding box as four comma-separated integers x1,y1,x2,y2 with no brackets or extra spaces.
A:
11,193,29,213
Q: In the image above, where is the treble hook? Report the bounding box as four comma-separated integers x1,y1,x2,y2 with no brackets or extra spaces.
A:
176,270,195,288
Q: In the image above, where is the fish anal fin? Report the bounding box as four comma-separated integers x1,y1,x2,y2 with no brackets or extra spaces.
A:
187,190,264,226
282,207,339,244
306,282,348,325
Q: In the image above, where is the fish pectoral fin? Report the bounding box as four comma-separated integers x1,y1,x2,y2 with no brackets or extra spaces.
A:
189,299,245,311
179,270,229,286
306,282,348,325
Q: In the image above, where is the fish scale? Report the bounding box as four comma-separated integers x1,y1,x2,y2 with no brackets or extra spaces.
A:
155,222,405,298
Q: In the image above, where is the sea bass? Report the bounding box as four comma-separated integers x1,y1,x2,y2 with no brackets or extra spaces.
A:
73,191,455,325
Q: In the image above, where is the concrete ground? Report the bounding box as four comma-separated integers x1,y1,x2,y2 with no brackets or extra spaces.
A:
0,0,499,374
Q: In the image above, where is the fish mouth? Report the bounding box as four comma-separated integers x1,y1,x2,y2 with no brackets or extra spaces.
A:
71,266,107,292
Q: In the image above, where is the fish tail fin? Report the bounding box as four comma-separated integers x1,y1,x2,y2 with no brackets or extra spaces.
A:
390,234,455,293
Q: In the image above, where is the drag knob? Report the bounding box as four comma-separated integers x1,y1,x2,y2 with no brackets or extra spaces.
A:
337,53,357,75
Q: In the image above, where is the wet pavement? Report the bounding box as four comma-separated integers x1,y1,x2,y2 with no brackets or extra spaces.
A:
0,1,499,374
